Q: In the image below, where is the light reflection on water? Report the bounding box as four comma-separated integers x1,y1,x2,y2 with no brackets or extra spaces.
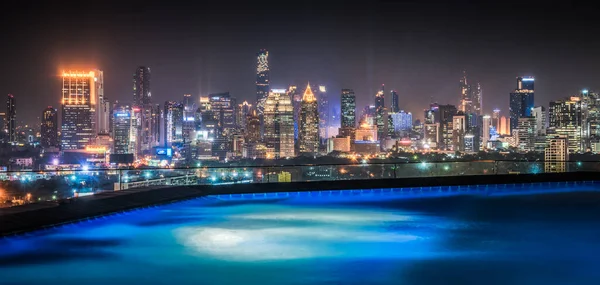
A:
1,193,600,285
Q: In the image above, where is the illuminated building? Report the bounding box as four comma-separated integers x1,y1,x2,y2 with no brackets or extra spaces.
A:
264,89,294,158
492,109,500,132
517,116,537,152
133,66,159,153
237,101,252,129
375,84,386,140
464,134,476,152
164,101,184,145
452,114,467,151
6,94,16,142
299,84,320,154
327,136,351,153
41,107,58,148
354,140,380,155
245,110,261,143
317,85,329,144
499,116,510,135
390,111,412,132
423,123,440,149
288,86,301,140
208,92,235,160
341,89,356,128
355,123,377,142
549,96,585,152
473,82,482,116
459,71,473,115
482,115,491,149
545,136,568,173
390,90,399,113
438,104,457,150
112,106,134,154
255,49,270,114
532,106,546,136
509,76,535,132
61,70,102,150
583,90,600,141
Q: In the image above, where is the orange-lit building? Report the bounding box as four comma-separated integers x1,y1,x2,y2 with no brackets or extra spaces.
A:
61,70,104,150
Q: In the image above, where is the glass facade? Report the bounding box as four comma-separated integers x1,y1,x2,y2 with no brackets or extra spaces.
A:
341,89,356,128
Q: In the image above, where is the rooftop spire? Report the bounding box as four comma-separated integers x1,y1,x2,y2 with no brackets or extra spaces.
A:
303,83,316,102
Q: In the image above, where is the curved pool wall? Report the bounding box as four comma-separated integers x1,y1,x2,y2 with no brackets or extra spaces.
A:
3,182,600,285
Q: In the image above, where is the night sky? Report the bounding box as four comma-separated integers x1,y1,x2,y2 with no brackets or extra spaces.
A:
1,1,599,127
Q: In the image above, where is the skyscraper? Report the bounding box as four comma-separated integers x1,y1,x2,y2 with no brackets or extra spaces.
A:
509,76,535,132
264,89,294,158
473,82,482,116
61,70,102,150
375,84,385,140
164,101,184,145
299,84,320,154
255,49,270,114
532,106,546,136
438,104,458,150
113,106,134,154
459,71,473,114
237,101,252,129
6,94,15,142
390,90,399,113
317,85,329,142
133,66,158,154
133,67,151,107
41,106,58,148
492,109,500,132
482,115,491,149
340,89,356,128
549,96,585,152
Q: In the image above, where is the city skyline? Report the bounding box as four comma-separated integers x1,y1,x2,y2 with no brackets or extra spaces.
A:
2,1,599,127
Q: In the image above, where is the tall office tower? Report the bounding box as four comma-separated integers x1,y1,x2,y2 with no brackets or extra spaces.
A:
245,110,261,143
133,67,151,107
164,101,184,146
473,82,482,116
499,116,509,135
340,89,356,127
545,137,569,173
531,106,546,136
492,109,500,132
92,71,106,135
237,101,252,129
375,84,386,140
41,106,58,148
61,71,102,150
209,92,235,159
113,106,134,154
255,49,270,114
183,94,192,111
390,90,399,113
459,71,473,114
549,96,586,152
438,104,458,150
133,66,158,153
6,94,16,142
299,84,320,154
317,85,329,142
339,89,356,140
424,123,440,149
264,89,294,158
452,114,467,151
517,117,537,152
424,103,439,124
286,86,301,140
482,115,491,149
151,104,161,146
509,76,535,132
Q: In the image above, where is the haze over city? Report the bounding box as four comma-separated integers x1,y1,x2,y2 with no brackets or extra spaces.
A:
2,1,599,126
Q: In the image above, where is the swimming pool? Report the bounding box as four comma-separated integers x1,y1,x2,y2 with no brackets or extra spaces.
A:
2,191,600,285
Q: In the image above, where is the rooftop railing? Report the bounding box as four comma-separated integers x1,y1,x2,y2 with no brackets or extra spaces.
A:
0,160,595,208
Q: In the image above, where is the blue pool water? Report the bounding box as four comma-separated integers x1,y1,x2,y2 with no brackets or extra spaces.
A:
3,191,600,284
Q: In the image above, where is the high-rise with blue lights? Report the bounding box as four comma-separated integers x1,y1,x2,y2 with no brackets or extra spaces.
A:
509,76,535,133
341,89,356,128
113,106,133,154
